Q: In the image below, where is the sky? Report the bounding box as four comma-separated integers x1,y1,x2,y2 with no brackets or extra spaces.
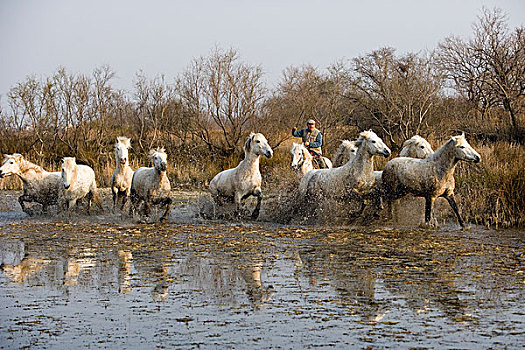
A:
1,0,524,101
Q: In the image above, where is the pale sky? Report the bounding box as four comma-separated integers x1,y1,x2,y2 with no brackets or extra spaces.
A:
1,0,524,101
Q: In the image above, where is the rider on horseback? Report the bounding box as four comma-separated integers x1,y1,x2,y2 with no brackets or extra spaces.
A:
292,120,328,169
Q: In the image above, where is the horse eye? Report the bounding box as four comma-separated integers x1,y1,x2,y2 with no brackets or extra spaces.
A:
371,140,376,144
420,146,425,149
459,146,465,149
256,140,261,143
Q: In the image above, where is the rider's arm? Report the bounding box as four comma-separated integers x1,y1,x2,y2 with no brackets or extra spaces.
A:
308,132,323,148
292,128,303,137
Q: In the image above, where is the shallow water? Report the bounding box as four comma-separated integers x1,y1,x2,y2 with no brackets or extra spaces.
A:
0,195,524,349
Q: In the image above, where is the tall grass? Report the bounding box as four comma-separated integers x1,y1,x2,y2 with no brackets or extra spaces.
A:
454,142,525,228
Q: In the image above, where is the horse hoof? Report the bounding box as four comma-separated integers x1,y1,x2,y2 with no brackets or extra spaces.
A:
419,222,438,229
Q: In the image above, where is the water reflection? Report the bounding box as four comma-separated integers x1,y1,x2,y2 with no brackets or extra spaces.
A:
0,231,276,308
0,223,523,348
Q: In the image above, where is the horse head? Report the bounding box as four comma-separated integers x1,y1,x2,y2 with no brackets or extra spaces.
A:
61,157,77,189
149,148,168,172
341,140,358,162
0,154,24,178
452,134,480,163
400,135,434,159
356,130,391,158
244,133,273,159
290,143,309,170
115,136,131,165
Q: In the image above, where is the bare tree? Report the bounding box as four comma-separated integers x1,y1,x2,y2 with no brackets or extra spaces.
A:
352,47,443,148
438,7,525,141
177,47,266,156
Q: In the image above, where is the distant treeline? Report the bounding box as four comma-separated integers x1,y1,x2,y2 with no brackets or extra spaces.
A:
0,8,523,227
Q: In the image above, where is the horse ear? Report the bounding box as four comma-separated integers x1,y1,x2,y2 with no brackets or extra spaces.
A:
244,134,253,153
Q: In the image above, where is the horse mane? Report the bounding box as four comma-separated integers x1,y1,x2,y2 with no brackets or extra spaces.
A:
148,147,166,161
243,133,256,154
9,154,46,174
62,157,76,167
115,136,131,149
428,135,461,161
355,130,375,147
401,136,418,149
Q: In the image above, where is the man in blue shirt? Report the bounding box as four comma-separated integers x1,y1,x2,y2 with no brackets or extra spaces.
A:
292,119,327,168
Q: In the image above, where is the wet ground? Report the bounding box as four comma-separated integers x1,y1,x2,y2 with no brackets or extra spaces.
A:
0,191,524,349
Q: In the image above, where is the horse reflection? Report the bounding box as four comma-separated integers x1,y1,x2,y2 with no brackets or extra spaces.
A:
294,246,390,323
1,238,56,286
130,251,171,301
175,249,274,308
0,240,135,295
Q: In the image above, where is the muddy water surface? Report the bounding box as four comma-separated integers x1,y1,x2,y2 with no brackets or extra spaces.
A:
0,193,524,349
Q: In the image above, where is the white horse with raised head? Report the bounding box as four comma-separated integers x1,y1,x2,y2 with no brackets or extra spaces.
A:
381,134,480,228
209,132,273,219
290,142,332,178
299,130,391,216
110,136,134,211
58,157,102,215
0,154,61,214
129,148,172,223
332,140,359,168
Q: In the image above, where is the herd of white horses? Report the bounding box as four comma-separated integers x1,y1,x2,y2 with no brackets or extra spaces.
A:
0,130,481,228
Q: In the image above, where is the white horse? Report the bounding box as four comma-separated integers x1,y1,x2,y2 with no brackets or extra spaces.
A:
299,130,391,216
58,157,102,215
381,134,480,228
290,143,332,178
370,135,434,217
209,133,273,219
0,153,61,214
110,136,134,211
332,140,359,168
129,148,172,223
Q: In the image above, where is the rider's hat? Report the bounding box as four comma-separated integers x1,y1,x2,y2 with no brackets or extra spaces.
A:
306,119,316,125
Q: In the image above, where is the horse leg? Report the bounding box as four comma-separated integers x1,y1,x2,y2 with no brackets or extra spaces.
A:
128,189,138,217
18,195,31,215
424,196,435,225
120,191,129,211
112,188,118,212
234,193,244,217
159,197,172,223
67,199,77,217
251,189,262,220
444,193,465,228
142,200,151,217
86,192,94,215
